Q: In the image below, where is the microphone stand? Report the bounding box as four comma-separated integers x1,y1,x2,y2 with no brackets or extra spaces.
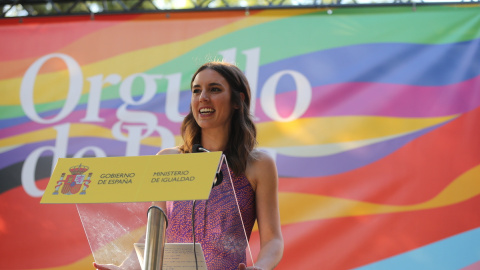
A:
144,206,168,270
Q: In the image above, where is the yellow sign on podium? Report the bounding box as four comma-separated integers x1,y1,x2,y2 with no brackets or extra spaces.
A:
40,152,223,204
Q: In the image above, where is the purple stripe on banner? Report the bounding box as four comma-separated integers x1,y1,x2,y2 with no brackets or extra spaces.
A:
96,90,191,113
276,120,451,178
0,109,182,139
253,76,480,120
0,137,160,170
0,91,191,130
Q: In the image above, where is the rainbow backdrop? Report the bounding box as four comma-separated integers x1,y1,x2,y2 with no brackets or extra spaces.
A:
1,5,480,269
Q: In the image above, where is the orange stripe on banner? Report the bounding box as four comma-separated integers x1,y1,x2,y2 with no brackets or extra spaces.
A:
278,163,480,225
33,254,95,270
0,10,261,80
0,179,91,269
249,193,480,269
56,10,260,66
0,14,140,62
279,106,480,206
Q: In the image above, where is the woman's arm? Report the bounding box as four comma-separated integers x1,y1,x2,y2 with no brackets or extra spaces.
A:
246,151,284,270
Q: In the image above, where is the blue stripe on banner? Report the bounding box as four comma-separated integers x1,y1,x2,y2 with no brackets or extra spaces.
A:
0,137,160,171
258,38,480,96
353,227,480,270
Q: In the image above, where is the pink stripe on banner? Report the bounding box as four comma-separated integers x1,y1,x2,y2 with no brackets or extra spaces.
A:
461,260,480,270
254,75,480,121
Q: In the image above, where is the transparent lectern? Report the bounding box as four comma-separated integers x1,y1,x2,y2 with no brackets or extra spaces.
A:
41,152,254,270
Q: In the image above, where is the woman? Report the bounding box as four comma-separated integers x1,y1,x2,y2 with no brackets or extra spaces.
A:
95,62,283,269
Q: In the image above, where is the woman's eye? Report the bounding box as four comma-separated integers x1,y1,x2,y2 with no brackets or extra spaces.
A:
192,89,200,94
211,87,221,92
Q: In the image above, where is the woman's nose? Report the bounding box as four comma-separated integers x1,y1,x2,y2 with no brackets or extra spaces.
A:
199,91,209,102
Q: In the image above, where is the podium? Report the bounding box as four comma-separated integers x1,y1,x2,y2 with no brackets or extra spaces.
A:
41,152,254,269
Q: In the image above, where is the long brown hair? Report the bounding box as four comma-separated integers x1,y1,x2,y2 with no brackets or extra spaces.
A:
179,62,257,176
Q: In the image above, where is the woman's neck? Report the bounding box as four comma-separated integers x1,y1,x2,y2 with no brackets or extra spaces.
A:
201,126,229,152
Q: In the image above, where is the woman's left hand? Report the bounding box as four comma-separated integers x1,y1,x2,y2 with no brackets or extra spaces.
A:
93,262,122,270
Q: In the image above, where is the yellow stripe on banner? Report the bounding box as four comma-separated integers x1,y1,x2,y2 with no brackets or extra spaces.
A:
0,115,454,150
277,164,480,227
0,123,183,148
271,125,442,157
271,131,417,157
0,9,316,106
33,253,95,270
256,115,456,147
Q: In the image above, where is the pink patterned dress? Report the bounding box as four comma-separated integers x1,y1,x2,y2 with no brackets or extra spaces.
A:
166,163,256,270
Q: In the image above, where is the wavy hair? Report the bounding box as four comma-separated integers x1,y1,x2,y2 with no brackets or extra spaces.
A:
179,62,257,176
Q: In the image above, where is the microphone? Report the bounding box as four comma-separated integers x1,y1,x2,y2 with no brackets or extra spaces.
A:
192,144,223,187
192,144,209,153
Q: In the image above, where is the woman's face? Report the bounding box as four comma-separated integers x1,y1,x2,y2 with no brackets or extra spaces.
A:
191,68,236,130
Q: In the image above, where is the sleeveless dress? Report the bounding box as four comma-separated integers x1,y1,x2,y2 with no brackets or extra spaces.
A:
165,163,256,270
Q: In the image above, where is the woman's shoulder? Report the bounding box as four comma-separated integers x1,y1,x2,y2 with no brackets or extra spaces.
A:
249,149,275,165
156,147,182,155
246,149,278,190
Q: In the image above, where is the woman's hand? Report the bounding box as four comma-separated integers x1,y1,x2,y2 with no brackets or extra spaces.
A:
238,263,264,270
93,262,122,270
93,262,137,270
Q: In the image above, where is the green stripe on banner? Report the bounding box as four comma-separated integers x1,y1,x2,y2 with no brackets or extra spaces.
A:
4,5,479,117
145,5,480,88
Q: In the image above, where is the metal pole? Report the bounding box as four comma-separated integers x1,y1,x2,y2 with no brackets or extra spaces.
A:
144,206,167,270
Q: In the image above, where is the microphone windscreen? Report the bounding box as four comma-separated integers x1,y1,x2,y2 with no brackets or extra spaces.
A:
213,171,223,187
192,144,202,153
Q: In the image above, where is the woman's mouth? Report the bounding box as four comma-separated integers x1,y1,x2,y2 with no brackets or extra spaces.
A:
199,108,215,115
